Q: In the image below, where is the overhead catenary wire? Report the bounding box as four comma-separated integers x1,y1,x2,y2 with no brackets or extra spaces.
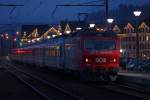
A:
51,0,104,17
29,0,44,15
9,7,16,19
76,0,104,5
0,4,24,7
0,3,24,24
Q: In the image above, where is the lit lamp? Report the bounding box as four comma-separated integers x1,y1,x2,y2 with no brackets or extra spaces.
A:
1,34,4,38
120,49,123,53
6,36,9,39
66,30,71,34
5,33,8,36
133,11,142,17
16,32,19,35
32,39,35,43
58,32,62,35
14,38,17,41
133,10,142,64
28,40,31,43
47,36,51,39
89,23,95,28
52,35,56,38
36,38,40,41
107,18,114,30
76,27,82,31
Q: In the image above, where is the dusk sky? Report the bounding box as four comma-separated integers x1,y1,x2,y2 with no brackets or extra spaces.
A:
0,0,149,25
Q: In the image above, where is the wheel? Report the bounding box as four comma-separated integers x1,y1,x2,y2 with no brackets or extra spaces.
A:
109,75,117,81
35,63,43,69
80,70,93,81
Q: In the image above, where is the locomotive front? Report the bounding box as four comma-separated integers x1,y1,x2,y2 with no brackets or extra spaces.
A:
81,35,120,81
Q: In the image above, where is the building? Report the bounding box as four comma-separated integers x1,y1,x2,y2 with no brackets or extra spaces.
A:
21,25,50,43
21,25,49,38
117,22,150,60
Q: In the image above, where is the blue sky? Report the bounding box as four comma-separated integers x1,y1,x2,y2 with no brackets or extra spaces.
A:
0,0,149,25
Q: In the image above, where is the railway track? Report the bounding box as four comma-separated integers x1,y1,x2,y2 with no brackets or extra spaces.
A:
88,80,150,100
4,61,150,100
2,63,86,100
111,82,150,94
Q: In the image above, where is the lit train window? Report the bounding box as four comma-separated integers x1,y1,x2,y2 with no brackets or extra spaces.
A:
65,44,72,50
48,45,61,57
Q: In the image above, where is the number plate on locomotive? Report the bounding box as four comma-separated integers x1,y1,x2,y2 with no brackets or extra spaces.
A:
95,58,106,63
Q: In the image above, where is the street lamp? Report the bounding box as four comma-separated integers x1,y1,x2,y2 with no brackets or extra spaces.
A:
107,18,114,30
133,11,142,17
120,49,123,53
89,23,95,28
133,10,142,64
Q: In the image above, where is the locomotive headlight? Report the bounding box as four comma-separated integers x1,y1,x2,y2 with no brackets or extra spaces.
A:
85,58,89,62
110,58,117,63
113,58,117,63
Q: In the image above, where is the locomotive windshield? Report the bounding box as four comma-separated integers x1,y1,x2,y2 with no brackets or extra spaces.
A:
84,39,115,51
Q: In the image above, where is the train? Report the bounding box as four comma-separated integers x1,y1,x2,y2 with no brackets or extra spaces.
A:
10,29,120,81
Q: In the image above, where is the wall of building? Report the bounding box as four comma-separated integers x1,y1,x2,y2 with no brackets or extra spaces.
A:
117,22,150,60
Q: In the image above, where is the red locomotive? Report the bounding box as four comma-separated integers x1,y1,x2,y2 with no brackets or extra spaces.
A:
10,29,120,81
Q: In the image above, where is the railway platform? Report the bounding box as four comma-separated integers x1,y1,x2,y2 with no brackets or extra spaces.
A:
118,71,150,87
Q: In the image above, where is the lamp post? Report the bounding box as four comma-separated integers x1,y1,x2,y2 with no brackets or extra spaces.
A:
133,10,142,64
3,33,9,56
107,18,114,30
13,31,20,48
13,38,17,48
0,35,4,56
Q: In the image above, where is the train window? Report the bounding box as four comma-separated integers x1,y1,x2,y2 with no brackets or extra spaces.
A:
65,44,72,50
84,39,116,51
48,45,61,57
33,48,43,56
45,48,49,56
